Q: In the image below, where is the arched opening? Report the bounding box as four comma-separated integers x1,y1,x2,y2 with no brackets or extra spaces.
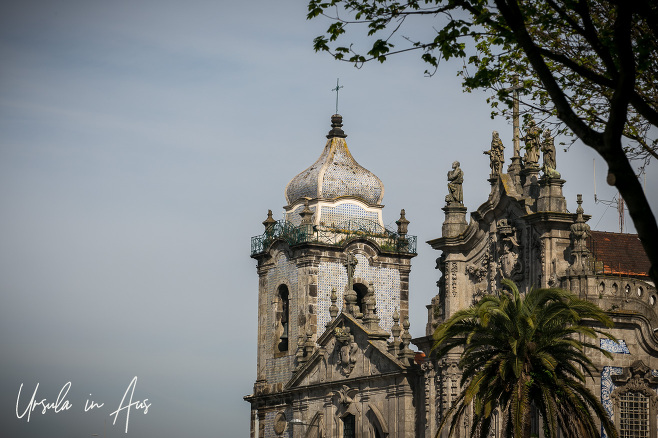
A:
367,405,388,438
277,285,289,352
354,283,369,315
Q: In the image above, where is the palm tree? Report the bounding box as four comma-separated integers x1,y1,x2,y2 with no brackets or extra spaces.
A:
433,279,619,438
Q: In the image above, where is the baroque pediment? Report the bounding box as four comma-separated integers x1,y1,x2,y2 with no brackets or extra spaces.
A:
285,313,407,389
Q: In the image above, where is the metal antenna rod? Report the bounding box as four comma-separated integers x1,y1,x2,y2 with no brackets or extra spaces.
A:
593,158,597,202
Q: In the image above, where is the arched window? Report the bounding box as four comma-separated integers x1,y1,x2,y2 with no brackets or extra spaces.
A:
276,285,289,352
342,414,355,438
353,283,369,315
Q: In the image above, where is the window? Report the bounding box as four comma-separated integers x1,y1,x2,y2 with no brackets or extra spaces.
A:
342,414,355,438
277,285,289,352
611,360,658,438
354,283,369,315
619,391,650,438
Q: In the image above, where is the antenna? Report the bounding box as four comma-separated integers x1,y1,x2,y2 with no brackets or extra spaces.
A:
618,195,625,233
593,157,625,233
593,158,597,203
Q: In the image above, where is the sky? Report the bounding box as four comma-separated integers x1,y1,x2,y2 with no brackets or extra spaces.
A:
1,1,656,437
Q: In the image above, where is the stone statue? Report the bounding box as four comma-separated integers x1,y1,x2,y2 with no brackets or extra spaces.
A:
445,161,464,205
541,129,561,178
335,326,358,376
483,131,505,177
521,118,541,167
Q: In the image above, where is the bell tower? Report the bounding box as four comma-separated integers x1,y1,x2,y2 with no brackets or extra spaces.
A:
247,115,417,437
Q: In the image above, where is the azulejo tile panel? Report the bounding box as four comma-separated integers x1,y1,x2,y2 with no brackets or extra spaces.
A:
319,203,379,227
316,253,400,338
600,338,631,354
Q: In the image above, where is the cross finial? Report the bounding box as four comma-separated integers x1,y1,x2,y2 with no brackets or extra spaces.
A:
332,78,344,114
504,75,523,158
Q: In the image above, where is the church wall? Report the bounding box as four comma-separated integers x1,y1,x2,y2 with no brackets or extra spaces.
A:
261,250,299,387
287,375,417,438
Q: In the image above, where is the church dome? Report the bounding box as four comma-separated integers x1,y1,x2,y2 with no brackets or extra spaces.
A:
285,115,384,206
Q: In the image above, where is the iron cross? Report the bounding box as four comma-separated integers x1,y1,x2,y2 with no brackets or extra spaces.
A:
332,78,344,114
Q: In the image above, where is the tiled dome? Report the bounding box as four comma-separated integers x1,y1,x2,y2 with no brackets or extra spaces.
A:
285,115,384,206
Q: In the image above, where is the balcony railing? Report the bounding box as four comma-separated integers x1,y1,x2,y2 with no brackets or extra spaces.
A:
251,218,417,256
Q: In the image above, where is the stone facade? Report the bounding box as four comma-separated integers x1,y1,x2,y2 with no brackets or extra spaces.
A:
245,114,658,438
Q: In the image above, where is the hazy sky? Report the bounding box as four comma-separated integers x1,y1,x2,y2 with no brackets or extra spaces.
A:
1,1,655,437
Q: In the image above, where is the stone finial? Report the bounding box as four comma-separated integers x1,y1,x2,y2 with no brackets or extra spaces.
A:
299,199,314,225
388,308,402,355
484,131,505,178
569,194,592,273
541,129,560,178
327,114,347,139
399,316,415,362
445,161,464,206
295,333,306,368
304,326,315,357
396,209,410,237
327,288,339,326
263,209,276,232
362,282,381,331
344,287,358,317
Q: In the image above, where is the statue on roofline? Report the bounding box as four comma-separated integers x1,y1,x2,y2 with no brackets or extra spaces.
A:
445,161,464,206
521,117,541,167
541,129,561,178
484,131,505,177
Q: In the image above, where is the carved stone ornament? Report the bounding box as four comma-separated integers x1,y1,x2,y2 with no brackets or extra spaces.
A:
466,259,488,282
273,412,287,435
472,288,486,305
334,326,358,376
450,262,458,297
611,360,658,390
331,385,359,407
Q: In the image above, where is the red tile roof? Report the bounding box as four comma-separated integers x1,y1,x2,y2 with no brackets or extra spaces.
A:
587,231,651,278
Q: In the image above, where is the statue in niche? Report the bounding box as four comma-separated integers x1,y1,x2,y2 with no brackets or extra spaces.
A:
496,219,524,282
483,131,505,177
335,326,358,376
541,129,561,178
521,118,541,167
445,161,464,205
